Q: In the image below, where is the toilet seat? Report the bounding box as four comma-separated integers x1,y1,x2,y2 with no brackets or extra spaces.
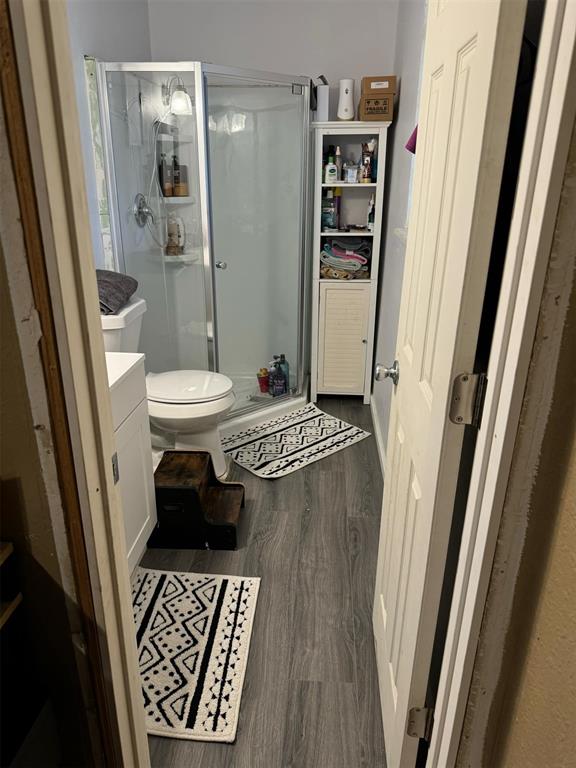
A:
146,370,234,405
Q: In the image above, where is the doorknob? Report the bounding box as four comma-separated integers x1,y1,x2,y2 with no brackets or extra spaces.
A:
215,261,228,270
375,360,399,386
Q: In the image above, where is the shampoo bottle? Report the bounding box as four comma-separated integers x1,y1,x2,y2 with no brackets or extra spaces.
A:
279,354,290,390
172,154,181,189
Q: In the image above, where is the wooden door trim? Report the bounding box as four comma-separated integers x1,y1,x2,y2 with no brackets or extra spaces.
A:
0,1,118,761
428,2,576,765
3,0,150,765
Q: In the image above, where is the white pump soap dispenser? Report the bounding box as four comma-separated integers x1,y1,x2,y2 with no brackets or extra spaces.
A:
337,79,355,121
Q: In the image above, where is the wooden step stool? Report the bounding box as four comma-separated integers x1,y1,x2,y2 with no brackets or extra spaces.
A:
148,451,245,550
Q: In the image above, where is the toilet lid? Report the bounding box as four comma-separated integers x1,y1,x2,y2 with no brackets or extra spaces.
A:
146,370,234,404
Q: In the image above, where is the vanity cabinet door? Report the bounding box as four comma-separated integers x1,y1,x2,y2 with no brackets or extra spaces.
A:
317,282,370,395
115,399,156,572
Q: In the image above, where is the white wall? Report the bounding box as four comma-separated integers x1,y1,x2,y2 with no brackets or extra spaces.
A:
372,0,426,453
66,0,151,268
148,1,399,119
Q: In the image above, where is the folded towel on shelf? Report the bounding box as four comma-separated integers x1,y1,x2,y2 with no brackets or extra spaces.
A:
330,238,372,260
327,248,367,264
96,269,138,315
321,251,365,272
321,240,370,270
320,264,370,280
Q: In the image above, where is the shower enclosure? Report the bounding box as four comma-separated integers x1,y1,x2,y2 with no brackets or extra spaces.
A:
91,61,309,418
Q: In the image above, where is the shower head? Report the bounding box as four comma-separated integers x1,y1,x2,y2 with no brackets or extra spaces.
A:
162,77,193,115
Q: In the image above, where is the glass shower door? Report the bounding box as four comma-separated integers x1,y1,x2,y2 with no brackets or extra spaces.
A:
204,67,308,412
99,64,213,375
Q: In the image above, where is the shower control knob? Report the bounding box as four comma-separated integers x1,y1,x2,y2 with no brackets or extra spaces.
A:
215,261,228,270
375,360,399,386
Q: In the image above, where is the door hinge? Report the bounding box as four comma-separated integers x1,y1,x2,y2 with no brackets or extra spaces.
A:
407,706,434,741
449,372,487,428
112,452,120,485
292,83,303,95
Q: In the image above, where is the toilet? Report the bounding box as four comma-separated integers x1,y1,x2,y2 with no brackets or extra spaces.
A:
101,296,235,478
146,370,235,478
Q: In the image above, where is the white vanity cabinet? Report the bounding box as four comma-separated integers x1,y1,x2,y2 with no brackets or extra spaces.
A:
106,353,156,573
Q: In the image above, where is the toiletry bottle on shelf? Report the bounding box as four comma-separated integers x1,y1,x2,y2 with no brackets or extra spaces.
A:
325,156,338,184
174,163,189,197
268,357,286,397
166,214,186,256
268,358,278,396
172,154,181,191
335,146,342,181
279,355,290,390
367,194,375,232
159,153,166,193
161,153,173,197
321,190,338,231
361,143,372,183
334,187,342,230
368,138,378,181
344,157,359,184
274,367,286,396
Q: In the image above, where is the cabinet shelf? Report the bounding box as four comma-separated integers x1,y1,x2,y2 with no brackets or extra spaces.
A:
322,182,376,188
319,278,372,283
321,230,374,237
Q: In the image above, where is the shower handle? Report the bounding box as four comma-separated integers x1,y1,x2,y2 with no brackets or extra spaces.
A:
133,193,155,228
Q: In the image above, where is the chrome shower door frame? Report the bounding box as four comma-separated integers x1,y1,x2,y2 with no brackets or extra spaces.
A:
95,60,310,409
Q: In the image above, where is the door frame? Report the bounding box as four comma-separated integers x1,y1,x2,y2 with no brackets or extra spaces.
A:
6,0,151,764
428,1,576,764
7,0,575,764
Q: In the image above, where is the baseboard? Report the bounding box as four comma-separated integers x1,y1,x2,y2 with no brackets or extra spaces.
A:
370,397,387,475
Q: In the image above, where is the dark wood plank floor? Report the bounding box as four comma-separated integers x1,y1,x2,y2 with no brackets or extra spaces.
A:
142,397,387,768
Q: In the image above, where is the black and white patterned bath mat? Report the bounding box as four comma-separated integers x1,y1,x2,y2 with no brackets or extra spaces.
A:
221,403,370,478
132,566,260,742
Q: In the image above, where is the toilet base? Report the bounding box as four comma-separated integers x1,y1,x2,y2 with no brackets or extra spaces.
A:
174,428,229,479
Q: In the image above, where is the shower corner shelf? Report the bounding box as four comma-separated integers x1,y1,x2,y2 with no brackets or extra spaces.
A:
164,252,201,266
311,121,391,406
144,248,202,266
162,196,195,205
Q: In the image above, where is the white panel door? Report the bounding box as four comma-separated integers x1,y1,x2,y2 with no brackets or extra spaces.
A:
317,282,369,394
115,399,157,573
372,1,526,766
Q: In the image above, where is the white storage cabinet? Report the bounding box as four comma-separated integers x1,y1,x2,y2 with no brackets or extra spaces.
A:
106,352,157,573
311,121,390,403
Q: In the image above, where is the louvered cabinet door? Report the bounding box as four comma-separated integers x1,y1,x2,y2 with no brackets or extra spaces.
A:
317,283,370,394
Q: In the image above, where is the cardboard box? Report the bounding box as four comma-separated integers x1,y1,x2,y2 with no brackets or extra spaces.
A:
358,94,394,122
361,76,397,95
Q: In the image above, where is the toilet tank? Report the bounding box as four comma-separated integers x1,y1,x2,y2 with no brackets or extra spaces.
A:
101,296,147,352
